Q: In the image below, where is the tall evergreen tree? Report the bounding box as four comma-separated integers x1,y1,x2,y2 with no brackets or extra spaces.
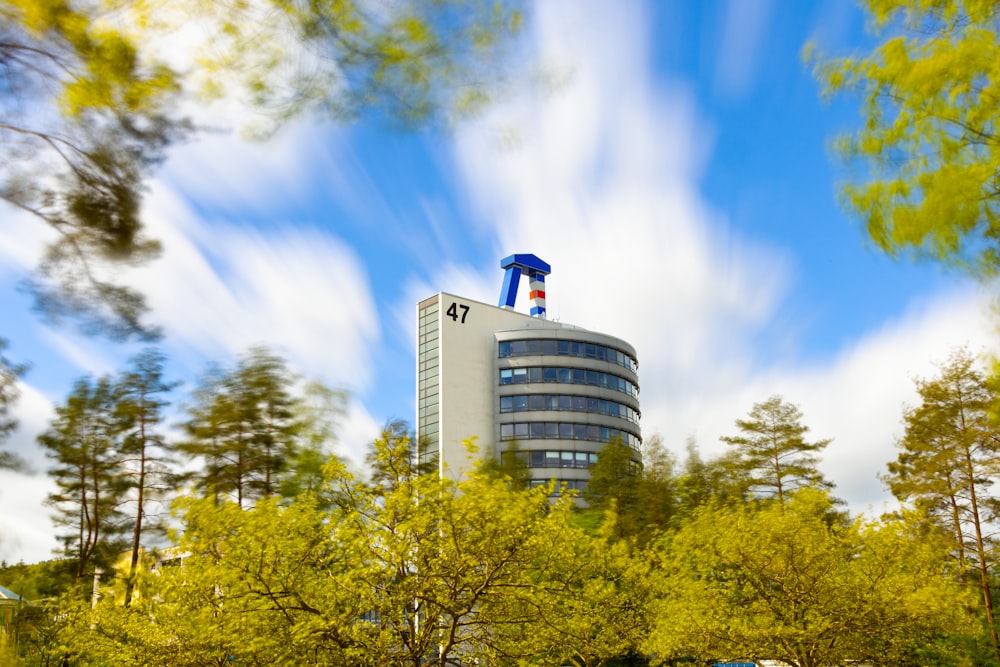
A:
884,348,1000,659
116,349,177,606
179,347,301,507
39,377,130,580
0,338,28,472
721,395,833,503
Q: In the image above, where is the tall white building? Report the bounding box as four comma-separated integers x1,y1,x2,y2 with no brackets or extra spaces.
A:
416,255,641,490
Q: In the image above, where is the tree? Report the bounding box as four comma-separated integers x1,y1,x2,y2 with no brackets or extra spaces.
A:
720,395,833,503
65,433,631,667
644,489,978,667
116,349,176,607
2,0,525,339
278,380,347,500
583,440,642,539
2,0,187,340
38,376,130,580
477,438,530,491
178,346,301,507
883,348,1000,659
811,0,1000,278
0,338,28,471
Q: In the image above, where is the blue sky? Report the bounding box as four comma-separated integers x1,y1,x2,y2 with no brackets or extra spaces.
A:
0,0,994,563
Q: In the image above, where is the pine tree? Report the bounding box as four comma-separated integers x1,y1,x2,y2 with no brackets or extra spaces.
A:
179,347,301,507
39,377,130,580
0,339,28,472
117,349,177,606
721,395,833,504
884,348,1000,659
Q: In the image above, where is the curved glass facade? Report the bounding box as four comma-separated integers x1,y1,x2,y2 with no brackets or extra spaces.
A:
499,421,641,449
498,367,638,398
499,339,637,372
499,393,639,424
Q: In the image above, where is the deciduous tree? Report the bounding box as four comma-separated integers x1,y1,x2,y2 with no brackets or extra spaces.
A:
812,0,1000,278
2,0,524,339
69,430,630,666
645,489,977,667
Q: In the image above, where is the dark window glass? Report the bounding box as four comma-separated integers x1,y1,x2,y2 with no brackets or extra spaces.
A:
542,340,558,355
546,423,559,438
572,342,584,356
587,398,599,413
574,424,588,440
574,369,586,384
560,423,573,438
585,344,596,358
544,367,558,382
528,395,545,410
587,425,600,441
557,341,570,355
573,396,587,411
586,370,598,386
526,340,542,354
596,346,606,361
514,423,529,439
499,342,511,358
559,395,573,410
558,368,572,383
547,396,560,410
512,368,527,384
530,423,546,438
500,396,513,412
529,451,545,467
513,395,528,411
511,341,527,355
528,367,542,382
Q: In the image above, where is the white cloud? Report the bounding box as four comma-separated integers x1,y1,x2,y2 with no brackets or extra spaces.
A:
130,184,381,394
448,0,993,518
714,0,775,99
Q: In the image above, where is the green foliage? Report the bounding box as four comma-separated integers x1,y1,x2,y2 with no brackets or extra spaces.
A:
38,375,131,579
115,348,176,607
0,339,28,472
1,0,186,340
1,0,525,340
721,394,833,503
645,488,978,667
812,0,1000,279
477,438,531,491
0,558,75,601
884,347,1000,658
62,434,636,666
140,0,526,133
178,346,302,507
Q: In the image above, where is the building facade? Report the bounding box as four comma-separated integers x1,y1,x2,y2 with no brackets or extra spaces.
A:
416,255,641,491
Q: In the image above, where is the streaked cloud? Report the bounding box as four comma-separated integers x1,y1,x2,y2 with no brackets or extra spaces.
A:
714,0,775,99
448,0,990,516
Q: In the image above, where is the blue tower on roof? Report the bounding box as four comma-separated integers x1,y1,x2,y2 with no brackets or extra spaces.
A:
498,254,551,318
